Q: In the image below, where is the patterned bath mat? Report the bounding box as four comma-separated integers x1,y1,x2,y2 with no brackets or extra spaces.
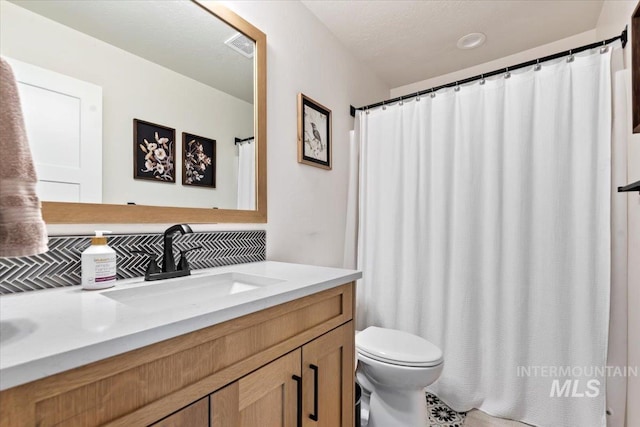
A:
426,392,466,427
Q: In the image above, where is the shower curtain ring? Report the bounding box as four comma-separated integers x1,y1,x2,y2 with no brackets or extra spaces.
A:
399,98,404,106
382,100,386,110
416,92,421,102
504,67,511,79
365,106,370,115
534,59,541,71
454,81,460,92
567,49,575,63
479,74,485,85
430,88,436,98
600,41,609,54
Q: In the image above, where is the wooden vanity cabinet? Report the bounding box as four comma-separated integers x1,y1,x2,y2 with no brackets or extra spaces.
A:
210,322,353,427
211,349,301,426
301,323,353,427
0,283,355,427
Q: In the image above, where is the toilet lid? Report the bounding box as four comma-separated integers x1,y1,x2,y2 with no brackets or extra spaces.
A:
356,326,443,367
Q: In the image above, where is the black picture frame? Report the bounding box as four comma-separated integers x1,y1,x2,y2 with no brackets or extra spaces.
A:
182,132,216,188
133,119,176,183
298,93,332,170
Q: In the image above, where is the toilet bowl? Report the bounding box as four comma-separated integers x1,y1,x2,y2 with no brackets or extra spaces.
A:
356,326,444,427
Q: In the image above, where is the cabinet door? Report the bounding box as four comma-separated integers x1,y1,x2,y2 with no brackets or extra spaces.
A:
302,321,354,427
211,349,301,427
150,397,208,427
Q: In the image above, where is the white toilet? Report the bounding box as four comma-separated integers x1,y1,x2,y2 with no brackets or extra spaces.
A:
356,326,444,427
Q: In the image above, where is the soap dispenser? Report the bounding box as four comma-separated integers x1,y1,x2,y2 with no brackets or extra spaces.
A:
81,230,117,290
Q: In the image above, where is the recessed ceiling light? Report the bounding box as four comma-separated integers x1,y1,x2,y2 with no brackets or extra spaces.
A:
457,32,486,50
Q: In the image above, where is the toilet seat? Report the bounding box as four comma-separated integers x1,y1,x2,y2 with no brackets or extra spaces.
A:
356,326,443,367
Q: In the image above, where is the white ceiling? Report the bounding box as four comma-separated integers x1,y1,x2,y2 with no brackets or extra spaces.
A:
9,0,255,103
301,0,605,89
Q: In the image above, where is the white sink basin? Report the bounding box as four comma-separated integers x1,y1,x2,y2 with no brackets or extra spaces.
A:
101,272,284,311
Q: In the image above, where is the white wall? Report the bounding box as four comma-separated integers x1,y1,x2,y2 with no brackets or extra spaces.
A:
213,0,389,267
595,3,640,427
0,1,253,210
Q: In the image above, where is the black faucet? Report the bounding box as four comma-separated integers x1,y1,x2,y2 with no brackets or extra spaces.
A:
162,223,193,272
133,224,200,281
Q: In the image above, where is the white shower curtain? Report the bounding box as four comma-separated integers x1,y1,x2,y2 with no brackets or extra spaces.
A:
354,46,615,427
237,139,255,210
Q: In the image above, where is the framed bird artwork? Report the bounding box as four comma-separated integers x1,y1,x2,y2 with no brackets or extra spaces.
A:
298,93,332,170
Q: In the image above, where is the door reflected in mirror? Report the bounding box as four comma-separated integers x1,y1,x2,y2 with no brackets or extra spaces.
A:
1,0,256,211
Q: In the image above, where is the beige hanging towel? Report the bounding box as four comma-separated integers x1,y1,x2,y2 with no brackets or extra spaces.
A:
0,57,48,257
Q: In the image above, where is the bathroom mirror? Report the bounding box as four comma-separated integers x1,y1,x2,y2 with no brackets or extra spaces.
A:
0,0,267,223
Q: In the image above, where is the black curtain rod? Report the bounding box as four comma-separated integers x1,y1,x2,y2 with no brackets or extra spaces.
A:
350,26,627,117
234,136,254,145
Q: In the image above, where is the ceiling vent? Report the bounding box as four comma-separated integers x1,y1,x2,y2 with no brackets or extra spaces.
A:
225,33,254,59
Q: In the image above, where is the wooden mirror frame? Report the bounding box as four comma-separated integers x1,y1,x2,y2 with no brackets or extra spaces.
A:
42,1,267,224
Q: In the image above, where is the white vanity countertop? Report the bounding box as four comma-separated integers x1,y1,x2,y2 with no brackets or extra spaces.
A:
0,261,361,391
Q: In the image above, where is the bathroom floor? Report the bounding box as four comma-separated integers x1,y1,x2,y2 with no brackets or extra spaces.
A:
425,393,533,427
464,410,533,427
360,391,531,427
426,392,466,427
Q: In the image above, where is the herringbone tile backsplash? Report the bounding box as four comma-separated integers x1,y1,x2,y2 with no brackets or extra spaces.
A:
0,230,266,294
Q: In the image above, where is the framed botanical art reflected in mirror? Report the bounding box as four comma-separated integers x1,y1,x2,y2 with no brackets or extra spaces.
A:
182,132,216,188
133,119,176,183
298,93,332,170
